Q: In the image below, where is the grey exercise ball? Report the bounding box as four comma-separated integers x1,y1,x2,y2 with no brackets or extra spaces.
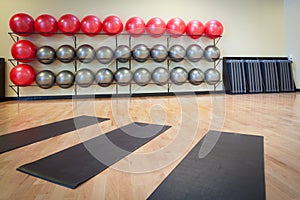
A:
151,67,169,86
133,68,151,86
96,46,114,64
75,68,95,88
36,46,56,64
76,44,95,63
150,44,168,62
188,68,205,85
132,44,150,63
170,67,188,85
115,45,131,63
56,45,76,63
169,44,186,62
56,70,74,89
35,70,55,89
186,44,204,62
204,45,221,62
95,68,114,87
114,68,133,86
204,68,221,85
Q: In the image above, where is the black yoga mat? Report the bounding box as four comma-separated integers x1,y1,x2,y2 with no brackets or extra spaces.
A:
148,131,265,200
0,115,109,154
17,122,171,189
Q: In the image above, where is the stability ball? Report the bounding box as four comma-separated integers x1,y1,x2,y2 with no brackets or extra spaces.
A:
205,68,220,85
81,15,102,36
204,45,221,62
34,14,58,36
152,67,169,86
186,20,204,39
56,45,76,63
115,45,131,63
188,68,205,85
169,44,185,62
166,18,186,38
133,68,151,86
58,14,81,35
76,44,95,63
125,16,145,37
11,40,36,63
75,68,94,88
10,64,35,86
170,67,188,85
146,17,166,37
56,70,74,89
102,15,123,36
186,44,204,62
114,68,133,86
204,20,223,39
9,13,34,36
35,70,56,89
132,44,150,63
150,44,168,63
96,46,114,64
95,68,114,87
36,46,56,64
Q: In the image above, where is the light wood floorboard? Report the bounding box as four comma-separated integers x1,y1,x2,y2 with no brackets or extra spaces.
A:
0,93,300,199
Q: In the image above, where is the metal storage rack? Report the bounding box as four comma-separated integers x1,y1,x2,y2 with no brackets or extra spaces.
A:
8,32,223,98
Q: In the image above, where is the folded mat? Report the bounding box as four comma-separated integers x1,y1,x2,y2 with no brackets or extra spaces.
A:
0,115,109,154
148,130,265,200
17,122,171,189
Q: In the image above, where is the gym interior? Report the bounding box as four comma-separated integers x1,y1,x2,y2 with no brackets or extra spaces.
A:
0,0,300,199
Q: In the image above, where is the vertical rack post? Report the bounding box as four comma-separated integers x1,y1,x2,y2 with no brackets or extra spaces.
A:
128,35,132,95
213,36,222,91
115,35,119,95
167,36,170,94
8,33,21,98
72,34,78,96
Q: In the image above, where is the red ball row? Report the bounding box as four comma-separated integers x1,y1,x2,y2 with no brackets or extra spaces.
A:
9,13,223,39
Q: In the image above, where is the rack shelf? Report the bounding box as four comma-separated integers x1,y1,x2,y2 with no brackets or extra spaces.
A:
8,31,223,98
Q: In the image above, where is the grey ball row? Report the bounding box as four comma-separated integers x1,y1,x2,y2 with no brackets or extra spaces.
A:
35,67,220,89
36,44,221,65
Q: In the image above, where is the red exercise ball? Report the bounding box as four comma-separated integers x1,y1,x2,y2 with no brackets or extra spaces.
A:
81,15,102,36
204,20,224,39
58,14,81,35
34,14,58,36
146,17,166,37
125,16,145,37
11,40,36,63
10,64,36,86
102,16,123,36
186,20,204,39
166,18,186,38
9,13,34,36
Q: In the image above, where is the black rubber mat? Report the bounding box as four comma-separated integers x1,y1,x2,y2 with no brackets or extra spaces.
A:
17,122,171,189
0,115,109,154
148,130,265,200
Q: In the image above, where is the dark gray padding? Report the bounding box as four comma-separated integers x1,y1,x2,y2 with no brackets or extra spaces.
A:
0,115,109,154
148,131,265,200
277,60,295,92
17,122,171,189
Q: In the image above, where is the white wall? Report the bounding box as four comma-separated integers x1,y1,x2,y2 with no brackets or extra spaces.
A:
0,0,287,96
284,0,300,88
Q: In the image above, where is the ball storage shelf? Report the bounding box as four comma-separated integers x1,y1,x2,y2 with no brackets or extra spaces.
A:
8,31,223,98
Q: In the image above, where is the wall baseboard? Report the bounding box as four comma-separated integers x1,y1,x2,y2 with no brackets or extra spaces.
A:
1,91,226,101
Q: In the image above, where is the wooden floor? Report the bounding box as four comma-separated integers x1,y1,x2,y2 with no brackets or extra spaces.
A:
0,93,300,200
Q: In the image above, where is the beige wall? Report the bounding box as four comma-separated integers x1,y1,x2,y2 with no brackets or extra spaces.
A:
0,0,287,96
284,0,300,88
